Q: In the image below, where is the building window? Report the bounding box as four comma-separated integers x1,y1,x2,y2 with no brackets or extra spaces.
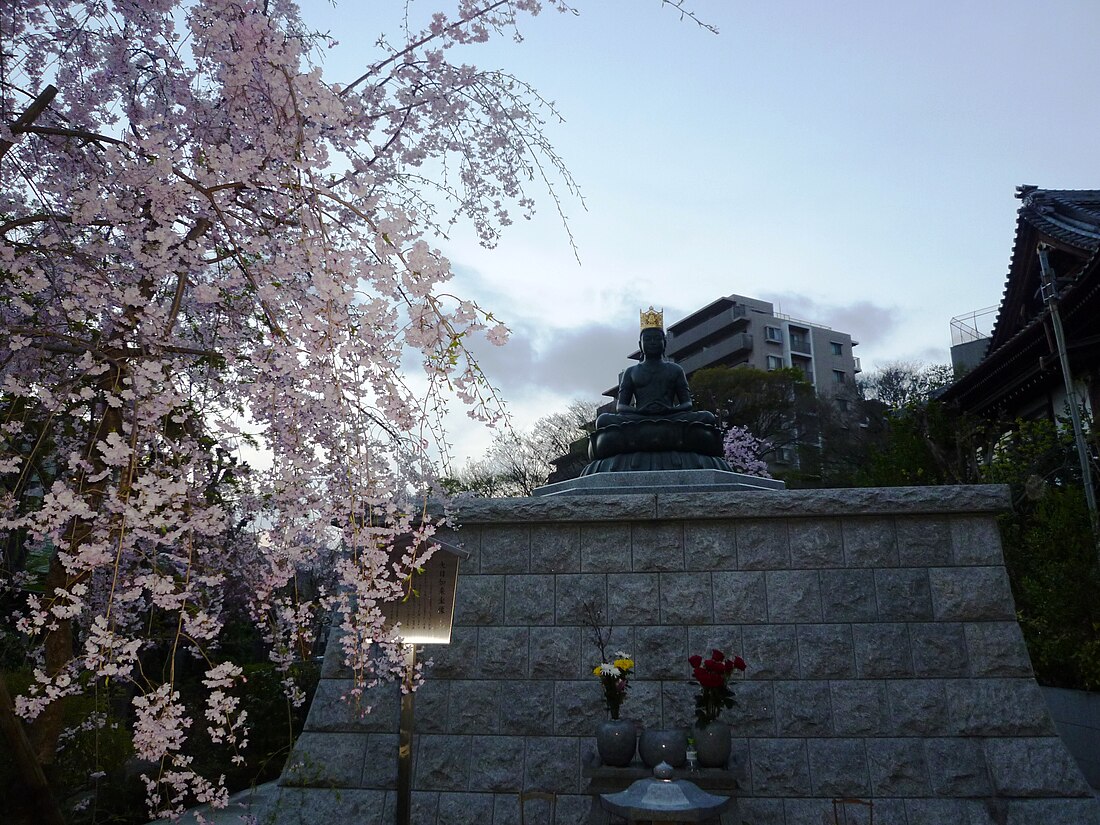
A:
764,325,783,342
766,355,783,371
830,341,843,356
833,370,846,384
836,398,849,412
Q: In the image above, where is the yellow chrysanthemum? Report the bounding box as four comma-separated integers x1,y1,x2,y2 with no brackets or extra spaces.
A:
614,658,634,671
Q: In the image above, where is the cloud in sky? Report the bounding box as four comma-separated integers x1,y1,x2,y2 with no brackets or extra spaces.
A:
437,321,631,465
761,293,900,350
467,320,628,403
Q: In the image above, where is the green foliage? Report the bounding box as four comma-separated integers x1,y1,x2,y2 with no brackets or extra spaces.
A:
966,416,1100,689
0,660,320,823
690,365,823,483
846,363,987,489
182,661,320,794
854,399,981,487
0,670,141,824
856,408,938,486
981,417,1081,492
999,488,1100,689
691,365,814,441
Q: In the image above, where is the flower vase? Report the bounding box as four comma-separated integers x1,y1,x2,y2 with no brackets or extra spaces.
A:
639,728,688,768
694,721,731,768
595,719,637,767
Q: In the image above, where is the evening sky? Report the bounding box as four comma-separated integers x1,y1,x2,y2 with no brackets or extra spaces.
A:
303,1,1100,462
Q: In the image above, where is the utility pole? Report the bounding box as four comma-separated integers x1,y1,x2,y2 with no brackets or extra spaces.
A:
1036,244,1100,557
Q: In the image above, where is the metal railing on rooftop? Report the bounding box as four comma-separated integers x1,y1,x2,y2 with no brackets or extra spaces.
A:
950,306,998,346
774,311,832,331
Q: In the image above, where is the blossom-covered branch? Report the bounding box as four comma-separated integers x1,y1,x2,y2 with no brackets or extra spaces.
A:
0,0,590,817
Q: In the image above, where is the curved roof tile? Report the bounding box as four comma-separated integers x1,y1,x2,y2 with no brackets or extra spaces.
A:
987,187,1100,349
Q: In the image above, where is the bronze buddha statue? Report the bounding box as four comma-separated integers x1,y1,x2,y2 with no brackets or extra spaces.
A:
583,308,730,474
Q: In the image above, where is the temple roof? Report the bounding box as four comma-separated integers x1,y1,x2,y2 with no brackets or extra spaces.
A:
940,186,1100,416
987,187,1100,352
1014,186,1100,250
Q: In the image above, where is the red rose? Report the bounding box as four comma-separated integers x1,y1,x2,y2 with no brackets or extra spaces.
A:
723,660,734,674
711,649,725,663
694,668,723,689
688,654,702,668
704,658,723,673
733,655,747,671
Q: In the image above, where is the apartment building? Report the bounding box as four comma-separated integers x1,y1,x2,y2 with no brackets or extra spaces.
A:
606,294,861,404
665,294,859,391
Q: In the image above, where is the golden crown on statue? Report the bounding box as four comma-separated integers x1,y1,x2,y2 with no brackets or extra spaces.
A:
639,306,664,331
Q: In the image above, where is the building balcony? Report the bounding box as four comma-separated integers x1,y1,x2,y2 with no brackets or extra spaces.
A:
853,356,862,374
790,352,814,385
675,333,753,374
789,337,812,355
665,306,749,359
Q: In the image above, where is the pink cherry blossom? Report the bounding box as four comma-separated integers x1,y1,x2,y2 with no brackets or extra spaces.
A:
0,0,597,815
722,425,773,478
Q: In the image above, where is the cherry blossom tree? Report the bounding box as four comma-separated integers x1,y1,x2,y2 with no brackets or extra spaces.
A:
0,0,637,818
722,425,771,477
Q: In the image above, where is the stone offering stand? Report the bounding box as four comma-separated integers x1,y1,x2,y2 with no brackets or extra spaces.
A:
270,486,1100,824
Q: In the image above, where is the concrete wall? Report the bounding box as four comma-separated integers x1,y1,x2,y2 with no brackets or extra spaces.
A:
1043,687,1100,790
272,486,1100,825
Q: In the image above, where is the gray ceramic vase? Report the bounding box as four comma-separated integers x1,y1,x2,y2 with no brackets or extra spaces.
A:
639,728,688,768
595,719,637,767
694,721,732,768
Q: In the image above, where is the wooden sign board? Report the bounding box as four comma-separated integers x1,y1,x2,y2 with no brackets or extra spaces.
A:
380,538,465,645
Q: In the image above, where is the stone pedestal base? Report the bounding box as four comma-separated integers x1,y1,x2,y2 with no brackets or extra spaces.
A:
534,468,784,497
581,450,734,475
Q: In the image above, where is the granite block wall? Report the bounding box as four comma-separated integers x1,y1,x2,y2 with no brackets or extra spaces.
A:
271,486,1100,825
